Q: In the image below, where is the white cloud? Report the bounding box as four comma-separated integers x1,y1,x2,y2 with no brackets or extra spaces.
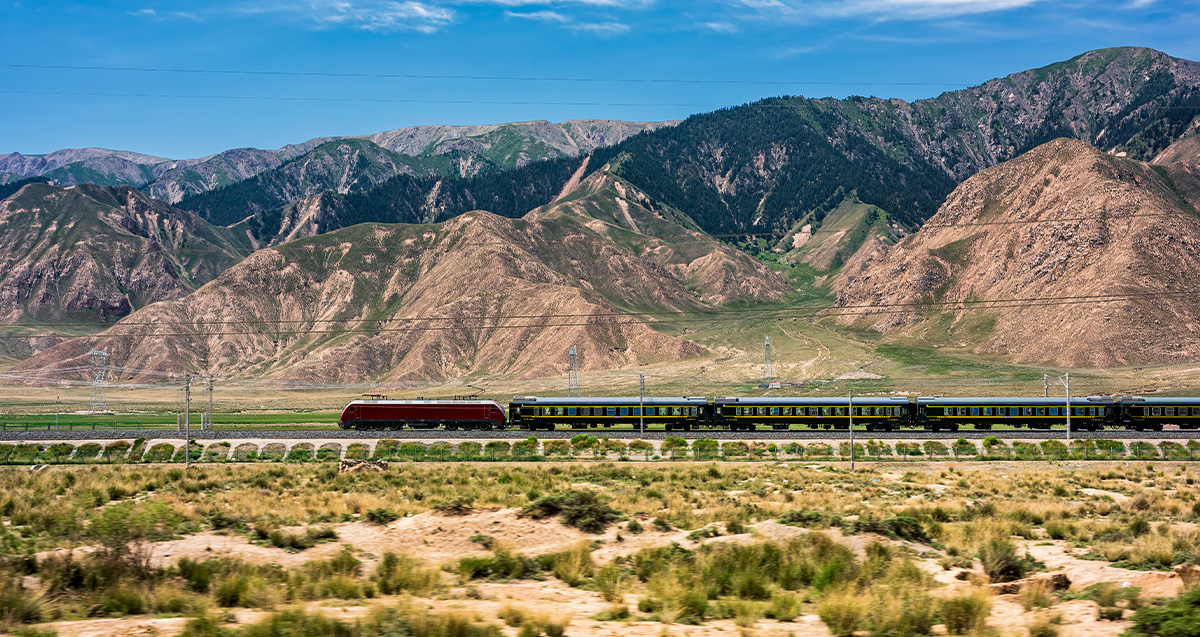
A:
567,20,629,34
701,20,738,32
735,0,1041,19
128,7,202,21
453,0,651,6
504,9,570,20
318,1,455,32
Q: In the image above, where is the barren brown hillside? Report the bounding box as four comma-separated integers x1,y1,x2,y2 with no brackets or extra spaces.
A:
832,137,1200,367
19,176,789,382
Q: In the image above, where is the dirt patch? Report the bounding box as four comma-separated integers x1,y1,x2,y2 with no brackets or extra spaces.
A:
1019,540,1183,597
1080,488,1131,502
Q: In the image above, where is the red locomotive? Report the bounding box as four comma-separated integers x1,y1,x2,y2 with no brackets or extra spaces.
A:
339,398,507,430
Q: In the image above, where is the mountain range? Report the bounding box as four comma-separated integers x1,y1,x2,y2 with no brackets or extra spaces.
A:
3,46,1200,379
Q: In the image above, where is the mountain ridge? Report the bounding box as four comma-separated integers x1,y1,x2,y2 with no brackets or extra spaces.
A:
830,136,1200,366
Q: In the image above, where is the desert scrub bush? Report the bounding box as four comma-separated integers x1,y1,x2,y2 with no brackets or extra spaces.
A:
0,574,44,627
778,510,843,529
1026,612,1062,637
457,544,539,581
433,497,474,515
373,552,440,595
1020,580,1054,611
939,588,991,635
365,508,400,525
259,525,337,552
768,589,801,621
1124,586,1200,636
634,534,860,621
843,516,929,543
520,490,622,533
548,542,594,587
594,564,627,603
978,537,1038,583
818,587,866,636
863,585,935,636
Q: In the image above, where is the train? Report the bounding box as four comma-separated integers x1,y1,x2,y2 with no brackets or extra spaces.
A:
338,394,1200,432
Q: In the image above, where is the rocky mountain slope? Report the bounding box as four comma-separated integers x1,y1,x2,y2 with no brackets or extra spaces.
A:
593,47,1200,238
831,137,1200,366
19,173,788,381
0,148,169,188
364,119,671,172
3,120,673,207
174,139,437,226
0,183,249,357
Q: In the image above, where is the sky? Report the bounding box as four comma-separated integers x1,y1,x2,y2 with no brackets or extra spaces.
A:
2,0,1199,159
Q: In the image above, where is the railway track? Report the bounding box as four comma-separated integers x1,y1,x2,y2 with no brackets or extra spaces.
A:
1,428,1198,441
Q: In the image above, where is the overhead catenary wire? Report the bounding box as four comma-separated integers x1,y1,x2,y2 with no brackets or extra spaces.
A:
0,289,1189,330
0,63,973,88
0,293,1181,340
23,210,1192,261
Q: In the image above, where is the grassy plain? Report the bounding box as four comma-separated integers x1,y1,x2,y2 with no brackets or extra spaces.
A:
1,461,1198,636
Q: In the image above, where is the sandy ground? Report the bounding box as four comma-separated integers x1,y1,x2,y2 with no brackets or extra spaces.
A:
29,509,1185,637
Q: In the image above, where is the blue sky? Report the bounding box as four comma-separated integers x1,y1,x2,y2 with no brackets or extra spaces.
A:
2,0,1198,159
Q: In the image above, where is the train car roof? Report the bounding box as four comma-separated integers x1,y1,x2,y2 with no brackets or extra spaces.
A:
917,397,1114,405
1118,396,1200,404
510,396,708,405
348,399,503,406
713,396,910,405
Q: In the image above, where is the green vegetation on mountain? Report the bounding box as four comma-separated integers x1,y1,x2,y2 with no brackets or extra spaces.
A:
0,183,249,327
583,47,1200,238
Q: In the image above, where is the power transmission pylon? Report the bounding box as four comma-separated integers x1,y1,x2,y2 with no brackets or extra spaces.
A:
88,348,109,413
568,345,580,397
763,336,773,384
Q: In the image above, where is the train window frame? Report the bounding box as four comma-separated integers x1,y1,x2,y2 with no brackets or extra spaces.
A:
772,407,780,416
567,408,577,416
690,407,697,416
1166,407,1175,416
970,407,980,416
1153,407,1162,416
607,407,617,416
1049,408,1058,416
1089,408,1097,416
632,408,641,416
647,407,656,416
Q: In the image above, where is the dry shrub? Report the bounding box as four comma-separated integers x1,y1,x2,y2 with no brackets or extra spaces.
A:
550,541,594,587
1019,580,1054,611
817,587,866,637
939,588,992,635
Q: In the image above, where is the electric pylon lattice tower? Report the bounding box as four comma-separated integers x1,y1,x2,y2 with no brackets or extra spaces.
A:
88,348,109,413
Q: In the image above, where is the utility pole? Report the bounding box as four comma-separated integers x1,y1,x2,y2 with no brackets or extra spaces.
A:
639,374,645,436
847,391,855,470
1059,372,1071,446
56,396,60,430
763,336,773,384
1043,374,1049,398
568,345,579,398
207,376,214,431
184,375,191,470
